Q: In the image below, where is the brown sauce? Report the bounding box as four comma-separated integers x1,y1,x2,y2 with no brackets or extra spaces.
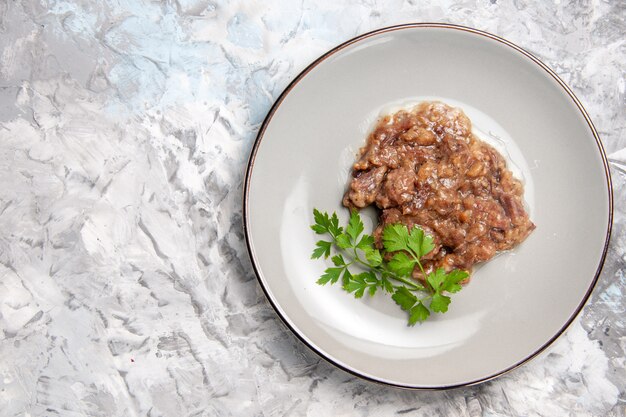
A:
343,101,535,278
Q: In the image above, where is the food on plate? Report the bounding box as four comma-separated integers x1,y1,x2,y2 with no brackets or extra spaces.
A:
311,209,468,325
343,101,535,279
311,101,534,325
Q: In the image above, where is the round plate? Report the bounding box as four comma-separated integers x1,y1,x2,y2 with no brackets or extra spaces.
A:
243,24,612,389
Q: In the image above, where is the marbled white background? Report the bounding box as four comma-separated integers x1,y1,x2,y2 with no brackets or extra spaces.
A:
0,1,624,416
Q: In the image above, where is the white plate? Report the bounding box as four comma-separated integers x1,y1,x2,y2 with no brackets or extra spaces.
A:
243,24,612,389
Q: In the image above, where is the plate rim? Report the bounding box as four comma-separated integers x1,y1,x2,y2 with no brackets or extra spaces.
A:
242,22,614,390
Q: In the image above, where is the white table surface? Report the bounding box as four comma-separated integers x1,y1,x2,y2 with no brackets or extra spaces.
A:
0,1,624,416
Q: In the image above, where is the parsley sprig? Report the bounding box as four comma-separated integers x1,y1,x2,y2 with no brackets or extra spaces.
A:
311,209,468,325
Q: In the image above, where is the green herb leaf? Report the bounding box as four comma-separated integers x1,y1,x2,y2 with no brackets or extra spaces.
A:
317,267,343,285
344,272,365,294
312,209,330,232
344,272,370,299
360,271,378,284
328,212,343,237
354,286,366,298
409,302,430,325
356,234,375,250
368,284,378,296
388,252,415,277
336,233,352,249
391,287,418,311
427,268,447,292
380,275,394,293
311,240,332,259
331,254,345,266
355,272,379,297
430,293,451,313
343,280,362,293
342,268,353,287
346,210,365,243
364,248,383,267
442,269,468,293
382,224,409,253
407,227,435,258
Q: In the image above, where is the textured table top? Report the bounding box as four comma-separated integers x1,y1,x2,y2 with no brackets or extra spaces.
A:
0,1,624,416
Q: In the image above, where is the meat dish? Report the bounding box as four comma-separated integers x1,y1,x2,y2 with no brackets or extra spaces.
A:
343,101,535,278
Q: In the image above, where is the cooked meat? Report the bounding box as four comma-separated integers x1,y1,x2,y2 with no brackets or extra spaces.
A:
344,101,535,278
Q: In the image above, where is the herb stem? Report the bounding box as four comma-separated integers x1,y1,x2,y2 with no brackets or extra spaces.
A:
409,252,429,288
390,284,433,303
382,267,427,292
349,246,427,292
